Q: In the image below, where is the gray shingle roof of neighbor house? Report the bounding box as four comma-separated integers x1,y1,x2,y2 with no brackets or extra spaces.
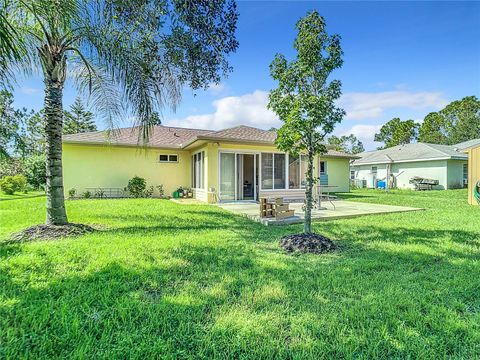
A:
352,142,469,165
63,124,358,158
453,138,480,151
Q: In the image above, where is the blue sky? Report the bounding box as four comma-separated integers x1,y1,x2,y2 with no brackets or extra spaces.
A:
11,1,480,149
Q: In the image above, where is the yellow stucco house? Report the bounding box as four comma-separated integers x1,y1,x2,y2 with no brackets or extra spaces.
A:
62,125,357,203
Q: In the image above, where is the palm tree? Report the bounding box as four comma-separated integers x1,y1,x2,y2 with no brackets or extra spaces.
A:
0,0,238,225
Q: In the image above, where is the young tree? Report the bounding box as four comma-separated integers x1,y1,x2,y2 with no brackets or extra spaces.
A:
1,0,238,225
374,118,418,149
63,98,96,135
149,112,162,126
328,134,364,154
268,11,345,234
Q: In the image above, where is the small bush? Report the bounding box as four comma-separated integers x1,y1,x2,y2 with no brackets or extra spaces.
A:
0,176,16,195
83,191,92,199
144,186,154,198
156,184,164,197
0,175,27,195
126,176,147,198
68,188,76,198
14,175,27,193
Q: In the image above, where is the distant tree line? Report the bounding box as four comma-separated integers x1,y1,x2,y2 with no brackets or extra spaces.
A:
374,96,480,149
0,91,97,189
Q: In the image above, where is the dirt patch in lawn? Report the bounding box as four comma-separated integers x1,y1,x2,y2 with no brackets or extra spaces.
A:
280,233,337,254
7,223,96,243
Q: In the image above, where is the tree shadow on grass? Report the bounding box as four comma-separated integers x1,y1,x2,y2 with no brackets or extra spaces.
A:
1,236,478,358
2,199,479,357
0,243,21,259
0,194,45,202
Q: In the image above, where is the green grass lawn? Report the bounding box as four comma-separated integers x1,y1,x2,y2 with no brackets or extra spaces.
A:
1,190,479,358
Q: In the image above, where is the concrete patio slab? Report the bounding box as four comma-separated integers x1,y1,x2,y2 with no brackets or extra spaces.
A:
217,200,422,225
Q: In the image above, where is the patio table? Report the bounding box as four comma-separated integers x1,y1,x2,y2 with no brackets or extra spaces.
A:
316,185,338,210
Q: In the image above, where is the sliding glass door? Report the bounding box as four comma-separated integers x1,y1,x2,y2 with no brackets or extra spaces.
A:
219,152,257,201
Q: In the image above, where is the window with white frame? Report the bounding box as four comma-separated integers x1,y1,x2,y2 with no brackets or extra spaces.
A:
262,153,308,190
192,151,204,189
463,163,468,184
371,166,378,175
350,170,355,180
159,154,178,163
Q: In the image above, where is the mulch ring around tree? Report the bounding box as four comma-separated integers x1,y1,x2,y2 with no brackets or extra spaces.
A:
8,223,96,243
279,233,337,254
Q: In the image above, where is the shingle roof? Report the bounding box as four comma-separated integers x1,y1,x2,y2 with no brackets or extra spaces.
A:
63,124,358,158
63,125,211,149
453,139,480,151
352,142,468,165
322,149,361,159
198,125,277,143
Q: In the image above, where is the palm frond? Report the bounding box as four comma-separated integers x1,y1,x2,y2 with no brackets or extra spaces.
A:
76,14,182,142
69,57,125,132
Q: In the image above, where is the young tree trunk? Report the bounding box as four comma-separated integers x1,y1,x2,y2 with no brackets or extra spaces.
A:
304,149,314,234
44,76,68,225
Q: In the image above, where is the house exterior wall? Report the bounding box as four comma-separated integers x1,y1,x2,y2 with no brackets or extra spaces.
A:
205,143,351,201
352,160,450,190
318,156,351,193
63,141,352,202
446,160,468,189
392,161,447,189
466,145,480,205
62,143,191,197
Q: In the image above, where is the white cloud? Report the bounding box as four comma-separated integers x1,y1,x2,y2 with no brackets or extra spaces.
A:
166,90,280,130
335,124,383,151
165,88,448,150
343,124,382,140
207,82,227,95
20,87,41,95
339,90,448,120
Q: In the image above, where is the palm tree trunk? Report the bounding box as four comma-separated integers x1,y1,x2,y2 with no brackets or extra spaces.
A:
304,150,314,234
44,76,68,225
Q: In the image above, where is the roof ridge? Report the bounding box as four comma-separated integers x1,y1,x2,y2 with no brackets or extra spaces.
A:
422,142,459,156
215,124,275,132
157,124,212,132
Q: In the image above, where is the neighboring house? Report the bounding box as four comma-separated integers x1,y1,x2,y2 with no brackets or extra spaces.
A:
351,140,480,190
63,125,357,203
